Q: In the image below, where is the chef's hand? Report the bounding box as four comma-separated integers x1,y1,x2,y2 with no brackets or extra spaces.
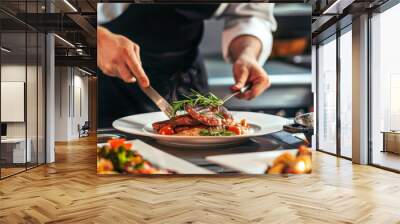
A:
97,26,150,87
229,35,271,100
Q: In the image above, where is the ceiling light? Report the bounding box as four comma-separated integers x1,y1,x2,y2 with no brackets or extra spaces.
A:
1,47,11,53
322,0,341,14
76,48,86,55
78,67,94,76
54,34,75,48
322,0,354,15
63,0,78,12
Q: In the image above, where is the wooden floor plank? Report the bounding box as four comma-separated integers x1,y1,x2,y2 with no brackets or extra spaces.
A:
0,136,399,223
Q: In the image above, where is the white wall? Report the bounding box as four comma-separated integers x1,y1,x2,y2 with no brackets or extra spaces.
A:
1,65,29,138
55,66,69,141
1,63,46,163
72,73,89,138
54,67,89,141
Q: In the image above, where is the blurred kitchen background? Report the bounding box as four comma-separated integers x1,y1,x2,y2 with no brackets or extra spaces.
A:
200,3,312,118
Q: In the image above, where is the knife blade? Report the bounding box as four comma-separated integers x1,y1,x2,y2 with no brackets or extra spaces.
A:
140,85,174,118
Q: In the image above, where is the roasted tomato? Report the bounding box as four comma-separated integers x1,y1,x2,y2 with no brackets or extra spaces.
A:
227,126,241,135
108,138,126,149
159,126,175,135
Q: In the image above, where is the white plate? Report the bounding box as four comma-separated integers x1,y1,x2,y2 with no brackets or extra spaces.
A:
112,111,288,148
206,150,298,174
98,140,213,174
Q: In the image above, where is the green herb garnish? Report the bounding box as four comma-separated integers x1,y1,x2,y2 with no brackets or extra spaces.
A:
199,129,235,136
171,90,224,116
215,113,225,119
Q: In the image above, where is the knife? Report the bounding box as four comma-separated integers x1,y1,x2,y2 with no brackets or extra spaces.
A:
140,85,174,118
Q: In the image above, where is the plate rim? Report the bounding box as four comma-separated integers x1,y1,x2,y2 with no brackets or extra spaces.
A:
112,111,288,140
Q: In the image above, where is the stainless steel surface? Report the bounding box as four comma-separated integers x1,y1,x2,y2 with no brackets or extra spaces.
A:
222,84,252,103
140,86,174,118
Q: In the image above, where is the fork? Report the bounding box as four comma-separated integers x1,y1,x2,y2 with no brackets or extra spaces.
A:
222,84,252,103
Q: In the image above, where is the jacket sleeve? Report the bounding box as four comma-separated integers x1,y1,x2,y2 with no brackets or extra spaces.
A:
97,3,130,25
216,3,277,65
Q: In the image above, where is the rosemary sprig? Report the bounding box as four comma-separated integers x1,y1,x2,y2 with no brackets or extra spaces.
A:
215,113,225,119
171,90,224,116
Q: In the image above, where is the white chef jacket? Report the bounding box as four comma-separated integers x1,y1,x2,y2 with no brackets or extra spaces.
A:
98,3,276,65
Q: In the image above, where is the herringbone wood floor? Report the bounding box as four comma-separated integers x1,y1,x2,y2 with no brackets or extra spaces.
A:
1,136,400,224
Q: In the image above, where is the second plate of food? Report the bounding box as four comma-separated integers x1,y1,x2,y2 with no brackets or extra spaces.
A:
112,111,288,148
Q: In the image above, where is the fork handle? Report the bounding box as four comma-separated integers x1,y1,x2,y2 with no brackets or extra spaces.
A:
223,84,253,103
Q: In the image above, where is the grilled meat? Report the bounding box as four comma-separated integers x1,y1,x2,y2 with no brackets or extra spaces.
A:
152,114,201,132
174,125,207,133
184,105,234,126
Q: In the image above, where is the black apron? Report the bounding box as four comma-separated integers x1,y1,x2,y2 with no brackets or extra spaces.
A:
98,4,220,128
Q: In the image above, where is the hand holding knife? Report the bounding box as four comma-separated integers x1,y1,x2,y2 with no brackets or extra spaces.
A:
139,85,174,118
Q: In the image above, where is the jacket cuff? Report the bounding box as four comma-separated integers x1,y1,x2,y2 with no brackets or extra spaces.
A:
222,17,273,65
